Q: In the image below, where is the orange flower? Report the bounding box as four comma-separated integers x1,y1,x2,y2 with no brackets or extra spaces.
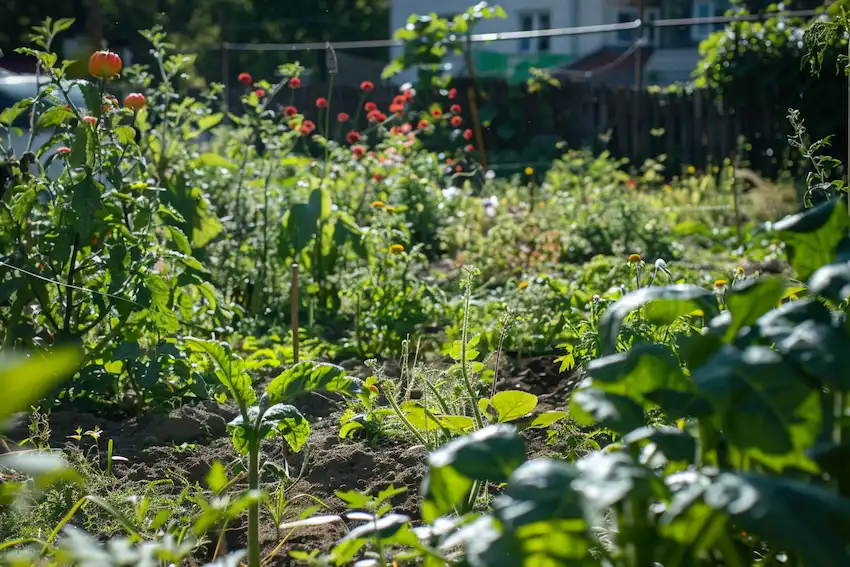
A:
628,253,642,264
390,244,405,254
519,281,529,290
123,92,146,112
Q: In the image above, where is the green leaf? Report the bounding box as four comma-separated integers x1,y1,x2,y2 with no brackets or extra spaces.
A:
35,105,73,131
586,343,687,403
71,178,101,240
0,348,81,425
185,338,257,410
309,187,332,221
573,451,658,513
10,185,37,226
665,472,850,567
776,198,850,281
205,461,228,492
192,152,236,171
488,390,538,423
422,425,525,522
527,411,568,429
0,99,32,125
0,452,79,491
569,388,646,434
599,285,718,354
692,345,822,460
265,361,360,404
114,125,136,145
165,226,192,255
623,426,697,464
809,262,850,303
283,203,318,256
228,404,310,454
723,277,786,340
79,81,101,118
69,125,94,169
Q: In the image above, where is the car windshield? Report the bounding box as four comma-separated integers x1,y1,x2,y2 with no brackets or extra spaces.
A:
0,75,87,111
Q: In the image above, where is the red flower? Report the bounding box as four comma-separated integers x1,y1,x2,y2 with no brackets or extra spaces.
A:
300,119,316,136
626,179,637,190
390,126,400,136
365,102,377,112
431,108,443,119
237,72,253,86
403,89,415,102
352,145,366,158
450,104,461,114
316,97,329,109
389,103,405,114
284,105,298,117
56,147,71,156
455,165,462,172
367,110,379,123
123,93,146,112
417,120,429,130
88,50,122,79
448,88,458,99
254,88,266,98
446,158,454,165
463,129,473,140
373,174,383,182
450,116,462,128
288,77,301,89
346,131,361,144
377,112,387,122
465,144,475,152
360,80,374,92
83,116,98,127
337,112,350,122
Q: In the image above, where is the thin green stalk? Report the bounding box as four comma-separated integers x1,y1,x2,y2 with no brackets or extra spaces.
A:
321,73,335,189
460,281,485,430
381,382,430,449
247,438,261,567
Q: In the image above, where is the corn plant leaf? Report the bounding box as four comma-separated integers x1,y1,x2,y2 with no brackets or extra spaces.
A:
282,203,318,256
265,361,360,404
599,285,718,355
309,187,332,221
776,198,850,282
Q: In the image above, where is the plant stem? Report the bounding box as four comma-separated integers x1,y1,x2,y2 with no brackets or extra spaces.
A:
460,281,485,430
382,382,430,449
63,233,80,334
291,263,300,364
247,438,261,567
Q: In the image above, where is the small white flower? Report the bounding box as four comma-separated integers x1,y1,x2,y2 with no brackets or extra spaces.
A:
592,294,601,302
655,258,667,270
485,170,496,180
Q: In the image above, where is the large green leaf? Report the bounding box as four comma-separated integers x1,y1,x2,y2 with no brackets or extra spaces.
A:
184,338,257,409
35,105,73,131
623,426,697,464
309,187,332,221
71,178,101,240
809,262,850,303
599,285,718,354
422,425,525,521
487,390,538,423
691,345,822,459
0,348,81,425
573,451,661,515
69,125,95,169
569,388,646,434
227,404,310,454
664,471,850,567
265,361,360,404
282,203,318,256
585,343,688,403
723,277,786,340
776,198,850,281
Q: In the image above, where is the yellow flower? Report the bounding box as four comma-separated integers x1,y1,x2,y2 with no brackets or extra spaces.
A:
628,253,642,264
371,200,385,209
525,167,534,176
518,281,529,290
736,266,745,276
714,279,727,289
390,244,405,254
386,206,397,214
663,184,673,192
688,165,696,174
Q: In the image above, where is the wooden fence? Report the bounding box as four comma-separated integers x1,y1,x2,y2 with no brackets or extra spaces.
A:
280,77,810,176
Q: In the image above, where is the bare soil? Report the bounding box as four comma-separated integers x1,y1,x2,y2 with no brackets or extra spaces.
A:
8,356,577,565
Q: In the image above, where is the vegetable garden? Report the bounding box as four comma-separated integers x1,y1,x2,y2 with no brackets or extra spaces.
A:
2,5,850,567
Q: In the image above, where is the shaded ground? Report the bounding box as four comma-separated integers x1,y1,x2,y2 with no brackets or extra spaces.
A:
6,356,577,565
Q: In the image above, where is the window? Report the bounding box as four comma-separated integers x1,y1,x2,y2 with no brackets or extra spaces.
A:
518,11,552,54
691,1,716,41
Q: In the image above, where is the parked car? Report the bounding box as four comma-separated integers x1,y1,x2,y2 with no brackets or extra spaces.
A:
1,69,86,177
